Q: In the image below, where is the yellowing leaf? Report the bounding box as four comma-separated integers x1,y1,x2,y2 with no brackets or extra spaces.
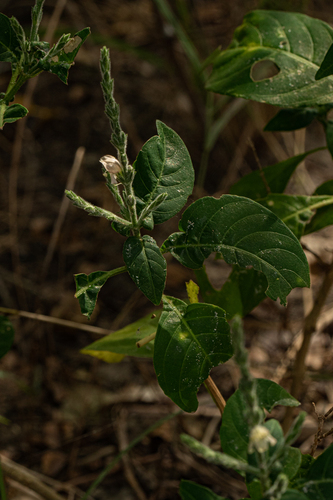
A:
81,349,125,363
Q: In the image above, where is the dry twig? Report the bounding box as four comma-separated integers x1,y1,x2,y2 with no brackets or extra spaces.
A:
310,403,333,456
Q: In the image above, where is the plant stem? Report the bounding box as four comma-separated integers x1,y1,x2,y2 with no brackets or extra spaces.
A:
283,260,333,432
204,375,226,417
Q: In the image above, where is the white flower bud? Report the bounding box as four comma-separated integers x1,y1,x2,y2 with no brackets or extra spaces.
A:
248,425,277,454
99,155,121,184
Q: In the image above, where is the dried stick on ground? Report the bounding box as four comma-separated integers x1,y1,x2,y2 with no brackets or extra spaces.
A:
0,456,66,500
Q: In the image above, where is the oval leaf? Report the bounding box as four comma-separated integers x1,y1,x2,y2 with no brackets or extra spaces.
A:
264,108,318,132
162,195,310,306
3,103,28,124
81,310,160,360
0,316,14,359
123,235,166,305
207,11,333,107
154,296,232,412
133,120,194,224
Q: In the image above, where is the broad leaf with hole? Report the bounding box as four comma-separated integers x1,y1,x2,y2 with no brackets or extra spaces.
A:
123,235,166,305
258,194,333,239
179,480,226,500
229,148,324,200
304,180,333,235
220,379,299,462
264,108,318,132
133,121,194,225
75,268,126,319
207,11,333,107
0,13,22,63
162,195,310,306
154,296,232,412
195,265,267,320
0,316,14,359
81,310,160,361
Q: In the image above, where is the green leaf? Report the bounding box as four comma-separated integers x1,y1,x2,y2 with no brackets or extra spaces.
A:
162,195,310,306
256,379,300,413
123,235,166,305
304,180,333,235
305,444,333,481
133,120,194,225
0,316,14,359
290,454,315,486
3,103,28,124
206,10,333,107
258,194,333,238
264,108,318,132
230,149,324,200
154,296,232,412
74,267,127,319
296,480,333,500
220,379,299,462
81,310,160,360
285,411,307,447
195,265,267,320
179,480,226,500
39,28,90,84
0,13,21,63
315,43,333,80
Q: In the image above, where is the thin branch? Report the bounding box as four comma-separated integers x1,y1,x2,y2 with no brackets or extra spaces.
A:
0,306,111,336
0,455,65,500
204,375,226,417
283,260,333,431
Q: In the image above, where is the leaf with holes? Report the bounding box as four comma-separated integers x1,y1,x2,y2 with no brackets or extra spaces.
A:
133,121,194,225
258,194,333,238
123,235,166,305
154,296,232,412
207,10,333,107
229,148,323,200
162,195,310,306
38,28,90,84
